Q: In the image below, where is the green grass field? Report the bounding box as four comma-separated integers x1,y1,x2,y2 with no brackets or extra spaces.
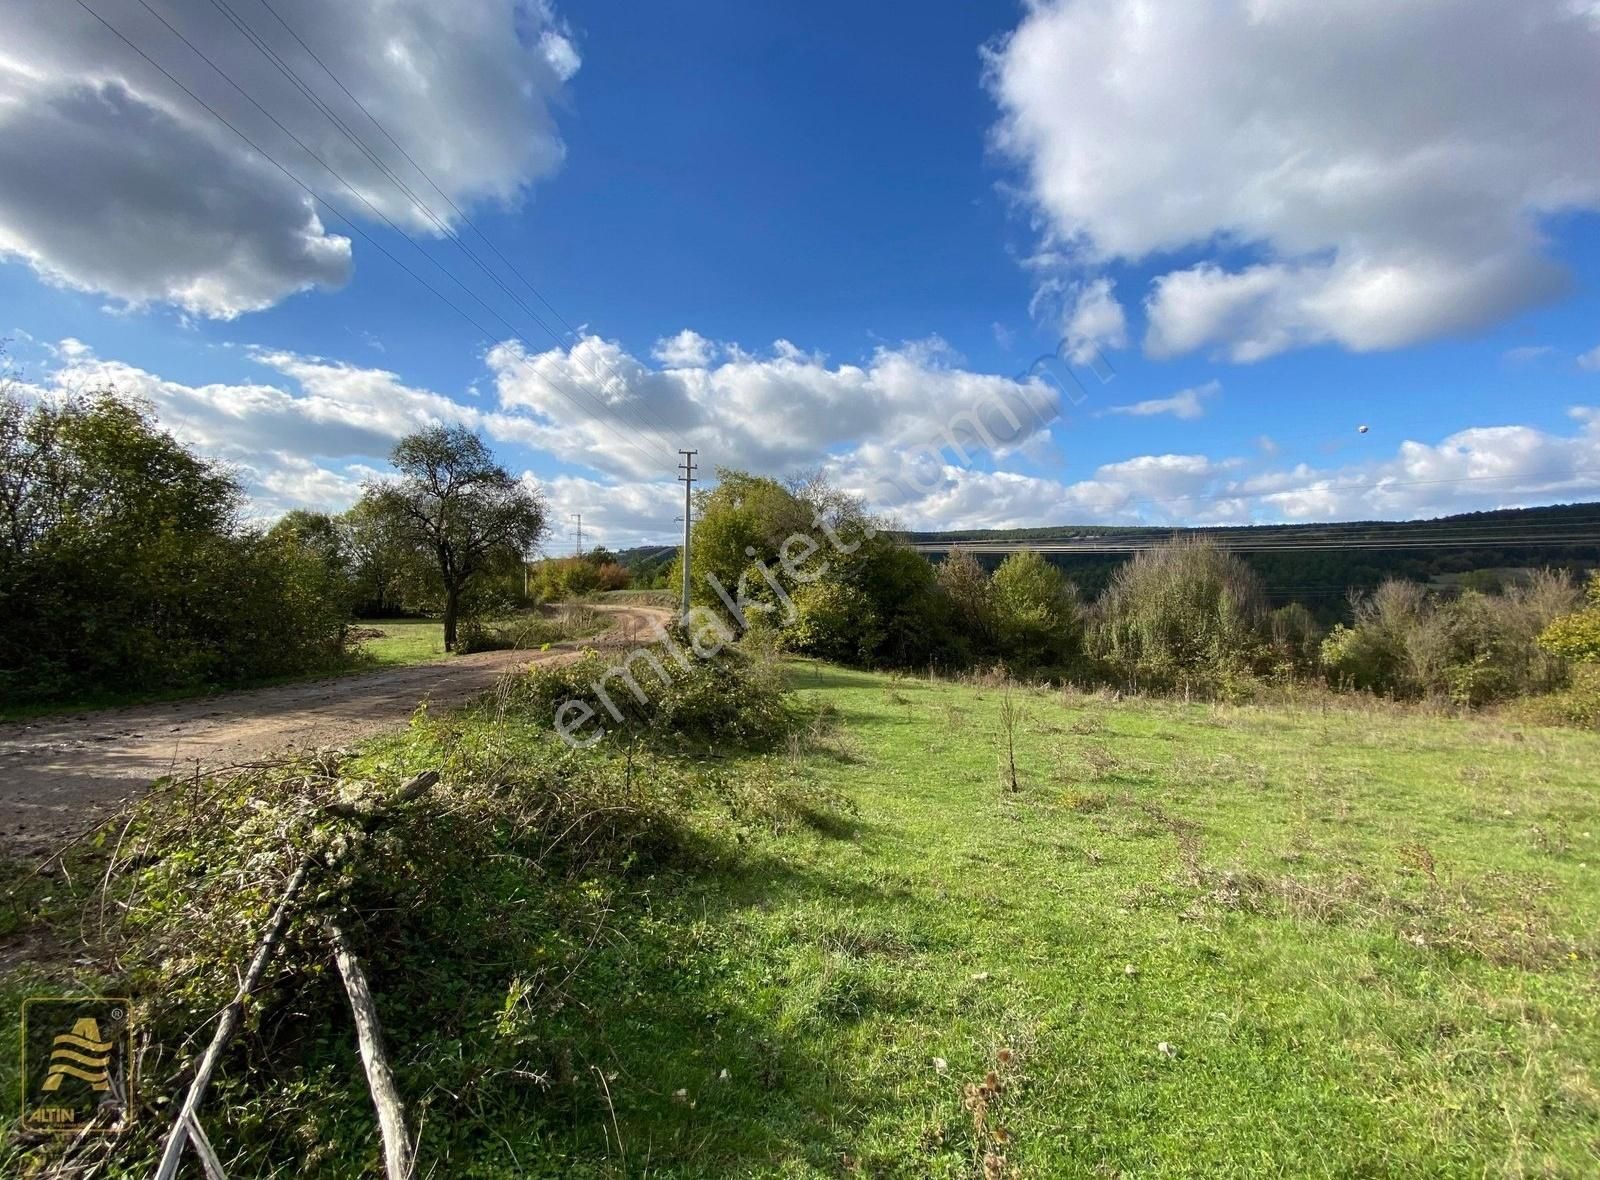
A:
472,665,1594,1177
738,669,1600,1175
353,617,450,665
4,663,1597,1176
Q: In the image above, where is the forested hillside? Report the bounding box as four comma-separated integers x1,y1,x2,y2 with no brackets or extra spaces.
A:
905,502,1600,616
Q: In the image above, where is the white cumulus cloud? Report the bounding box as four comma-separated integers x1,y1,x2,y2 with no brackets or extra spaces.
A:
0,0,578,318
1103,381,1217,422
986,0,1600,361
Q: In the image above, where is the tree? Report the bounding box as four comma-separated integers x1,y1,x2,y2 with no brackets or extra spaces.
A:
689,470,813,598
0,387,351,705
991,550,1082,671
935,547,997,657
341,498,427,616
364,426,547,651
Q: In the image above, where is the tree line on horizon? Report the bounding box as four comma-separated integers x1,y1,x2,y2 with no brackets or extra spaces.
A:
682,468,1600,720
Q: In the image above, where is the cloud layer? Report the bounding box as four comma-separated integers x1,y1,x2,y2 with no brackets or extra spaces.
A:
987,0,1600,361
0,0,577,317
26,336,1600,544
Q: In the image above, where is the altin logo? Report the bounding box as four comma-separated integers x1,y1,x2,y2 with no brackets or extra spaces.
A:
41,1017,114,1092
21,997,132,1133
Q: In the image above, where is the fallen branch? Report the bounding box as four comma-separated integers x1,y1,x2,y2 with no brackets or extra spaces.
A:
154,857,311,1180
324,918,414,1180
320,769,441,825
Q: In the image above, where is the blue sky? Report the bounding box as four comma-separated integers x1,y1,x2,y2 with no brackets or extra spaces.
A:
5,0,1600,547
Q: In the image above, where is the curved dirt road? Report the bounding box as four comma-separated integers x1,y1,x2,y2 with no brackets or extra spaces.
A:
0,605,669,857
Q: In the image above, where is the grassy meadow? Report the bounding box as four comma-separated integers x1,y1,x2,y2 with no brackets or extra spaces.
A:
3,662,1598,1177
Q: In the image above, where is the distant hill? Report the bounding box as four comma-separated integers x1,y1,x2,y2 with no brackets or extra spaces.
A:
619,503,1600,617
616,543,678,588
901,501,1600,618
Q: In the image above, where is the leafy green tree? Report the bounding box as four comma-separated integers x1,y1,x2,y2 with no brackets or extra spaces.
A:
850,534,953,668
991,550,1082,671
0,387,351,704
688,470,813,599
341,497,428,616
935,547,997,658
363,426,547,651
783,581,882,663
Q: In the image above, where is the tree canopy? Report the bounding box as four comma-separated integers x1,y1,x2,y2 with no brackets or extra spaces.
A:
362,426,547,650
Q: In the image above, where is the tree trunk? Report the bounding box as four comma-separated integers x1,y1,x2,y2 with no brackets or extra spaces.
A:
443,584,461,651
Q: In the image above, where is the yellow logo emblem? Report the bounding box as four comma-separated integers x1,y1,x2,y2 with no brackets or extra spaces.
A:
21,998,133,1133
41,1017,115,1092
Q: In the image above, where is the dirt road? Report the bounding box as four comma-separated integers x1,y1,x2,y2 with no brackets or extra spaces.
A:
0,605,668,857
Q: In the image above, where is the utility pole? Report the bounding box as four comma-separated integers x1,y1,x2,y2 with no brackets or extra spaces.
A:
570,513,583,556
677,450,697,618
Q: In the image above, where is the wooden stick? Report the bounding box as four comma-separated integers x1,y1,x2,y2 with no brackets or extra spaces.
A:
324,918,413,1180
184,1113,228,1180
154,858,311,1180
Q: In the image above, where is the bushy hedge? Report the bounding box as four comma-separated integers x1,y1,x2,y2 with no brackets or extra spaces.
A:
0,390,353,706
1322,572,1578,705
1088,541,1270,695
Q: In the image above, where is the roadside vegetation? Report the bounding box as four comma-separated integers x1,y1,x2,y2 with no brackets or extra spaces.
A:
0,378,559,711
353,604,610,666
4,653,1597,1176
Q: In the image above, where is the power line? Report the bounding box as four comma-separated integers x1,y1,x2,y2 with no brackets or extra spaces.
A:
915,515,1600,550
82,0,677,474
911,535,1600,556
127,0,678,471
678,451,697,618
211,0,687,455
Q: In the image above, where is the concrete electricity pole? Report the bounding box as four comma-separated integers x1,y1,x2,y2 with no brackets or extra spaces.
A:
677,450,697,617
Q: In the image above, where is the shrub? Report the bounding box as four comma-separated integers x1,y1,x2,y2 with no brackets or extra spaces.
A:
530,556,602,601
595,561,632,591
1508,664,1600,729
1327,573,1579,704
1089,540,1269,695
515,640,795,750
1268,602,1323,674
456,605,606,653
783,581,883,663
1538,572,1600,663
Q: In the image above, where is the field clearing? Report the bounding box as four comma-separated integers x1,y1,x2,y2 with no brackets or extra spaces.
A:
4,662,1597,1176
354,617,450,665
713,667,1600,1175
